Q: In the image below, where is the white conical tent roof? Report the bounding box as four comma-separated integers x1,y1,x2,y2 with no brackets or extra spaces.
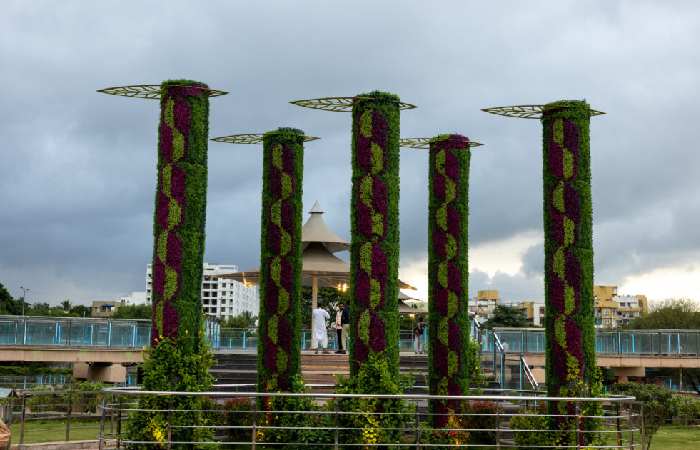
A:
219,200,416,290
301,201,349,254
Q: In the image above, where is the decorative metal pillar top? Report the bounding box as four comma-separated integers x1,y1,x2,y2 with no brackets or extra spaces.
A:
402,135,483,428
212,129,319,394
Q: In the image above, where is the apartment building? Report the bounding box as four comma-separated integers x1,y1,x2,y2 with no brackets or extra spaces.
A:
593,285,649,328
146,263,259,320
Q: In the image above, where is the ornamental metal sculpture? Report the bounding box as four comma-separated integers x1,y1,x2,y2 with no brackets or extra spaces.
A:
402,135,483,429
483,100,603,445
98,84,228,99
290,96,416,112
294,92,415,386
211,128,318,396
98,79,227,446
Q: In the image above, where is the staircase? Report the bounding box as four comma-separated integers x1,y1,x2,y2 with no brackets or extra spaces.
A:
211,351,429,390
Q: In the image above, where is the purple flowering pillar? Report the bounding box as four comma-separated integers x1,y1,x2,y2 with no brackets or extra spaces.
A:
542,101,598,441
257,128,304,395
149,81,210,356
350,92,401,379
98,80,225,446
427,135,471,428
483,100,602,444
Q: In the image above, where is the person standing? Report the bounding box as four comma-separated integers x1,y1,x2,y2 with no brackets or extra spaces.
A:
335,304,344,354
414,316,426,354
341,302,350,355
312,306,330,354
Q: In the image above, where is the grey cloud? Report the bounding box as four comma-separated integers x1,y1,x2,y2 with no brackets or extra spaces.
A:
2,0,700,302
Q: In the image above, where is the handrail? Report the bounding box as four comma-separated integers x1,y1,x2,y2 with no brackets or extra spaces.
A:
520,354,539,391
103,385,635,402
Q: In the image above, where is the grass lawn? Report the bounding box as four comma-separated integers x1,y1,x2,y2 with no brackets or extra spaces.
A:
9,419,101,444
650,425,700,450
6,420,700,447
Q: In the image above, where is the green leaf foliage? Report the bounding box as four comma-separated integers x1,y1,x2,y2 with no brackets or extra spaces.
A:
627,298,700,329
349,91,401,379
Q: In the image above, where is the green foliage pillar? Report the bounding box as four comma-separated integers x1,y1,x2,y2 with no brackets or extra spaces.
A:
257,128,304,394
427,134,471,428
542,100,599,442
128,80,214,447
349,91,401,380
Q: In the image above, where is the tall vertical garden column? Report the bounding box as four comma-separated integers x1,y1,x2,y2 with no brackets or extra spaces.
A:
541,101,597,398
401,135,483,429
98,80,227,446
350,92,401,378
258,128,304,392
291,92,415,381
211,129,319,394
483,100,603,443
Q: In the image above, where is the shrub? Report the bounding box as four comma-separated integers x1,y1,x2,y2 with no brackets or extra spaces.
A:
334,354,414,449
611,383,673,450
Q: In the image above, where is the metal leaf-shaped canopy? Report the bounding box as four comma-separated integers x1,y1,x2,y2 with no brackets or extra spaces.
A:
211,133,320,144
97,84,228,100
400,137,484,149
290,96,416,112
481,104,605,119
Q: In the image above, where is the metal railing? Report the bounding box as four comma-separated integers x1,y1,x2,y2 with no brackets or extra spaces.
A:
2,388,105,448
98,386,643,448
485,327,700,356
0,316,151,348
3,315,700,358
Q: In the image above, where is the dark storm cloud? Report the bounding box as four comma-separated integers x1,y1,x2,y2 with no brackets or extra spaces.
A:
1,0,700,302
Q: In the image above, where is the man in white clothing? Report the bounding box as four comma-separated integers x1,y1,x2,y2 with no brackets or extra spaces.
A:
312,306,330,354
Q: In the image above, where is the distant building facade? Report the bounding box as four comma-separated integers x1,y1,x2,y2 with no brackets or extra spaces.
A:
146,263,259,320
514,301,546,327
469,290,500,323
593,285,649,328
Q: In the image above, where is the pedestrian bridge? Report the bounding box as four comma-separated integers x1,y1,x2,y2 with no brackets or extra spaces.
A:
1,316,699,385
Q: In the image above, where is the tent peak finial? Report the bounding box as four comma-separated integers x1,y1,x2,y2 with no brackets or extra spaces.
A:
309,201,324,214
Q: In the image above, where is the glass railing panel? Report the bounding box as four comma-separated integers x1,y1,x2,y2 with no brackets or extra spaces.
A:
24,320,59,345
679,332,700,355
110,322,137,347
0,319,18,345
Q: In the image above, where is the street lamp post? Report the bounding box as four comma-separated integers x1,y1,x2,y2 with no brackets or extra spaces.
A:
19,286,30,316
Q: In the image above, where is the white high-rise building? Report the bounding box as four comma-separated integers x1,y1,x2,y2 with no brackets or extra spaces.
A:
146,263,259,320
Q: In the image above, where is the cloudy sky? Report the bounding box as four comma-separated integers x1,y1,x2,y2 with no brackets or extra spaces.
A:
2,1,699,305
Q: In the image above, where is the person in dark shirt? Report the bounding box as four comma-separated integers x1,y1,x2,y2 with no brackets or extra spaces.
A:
413,316,426,354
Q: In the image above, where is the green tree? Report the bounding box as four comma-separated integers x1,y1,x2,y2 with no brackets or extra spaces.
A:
69,304,91,317
112,303,151,320
60,299,72,312
483,304,530,329
220,311,256,329
611,383,673,450
627,298,700,329
0,282,24,315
